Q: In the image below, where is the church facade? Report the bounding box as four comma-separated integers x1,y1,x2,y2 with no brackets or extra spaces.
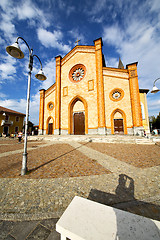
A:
39,38,150,136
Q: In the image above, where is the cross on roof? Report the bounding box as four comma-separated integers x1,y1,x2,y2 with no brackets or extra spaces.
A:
75,38,80,46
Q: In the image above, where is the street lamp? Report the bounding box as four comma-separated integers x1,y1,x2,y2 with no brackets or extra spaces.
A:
6,37,47,175
151,78,160,93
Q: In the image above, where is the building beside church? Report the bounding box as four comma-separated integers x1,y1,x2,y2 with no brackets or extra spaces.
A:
39,38,150,136
0,106,25,136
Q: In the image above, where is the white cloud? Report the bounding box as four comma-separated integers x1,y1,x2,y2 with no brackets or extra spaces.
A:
85,0,107,15
37,28,71,53
147,95,160,117
68,29,86,46
0,13,16,41
0,55,17,81
16,0,50,27
0,0,11,11
0,92,7,98
41,57,56,90
0,99,26,115
105,57,118,68
17,1,36,20
103,25,124,47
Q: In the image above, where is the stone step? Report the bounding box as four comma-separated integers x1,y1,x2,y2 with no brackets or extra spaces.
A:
28,135,155,145
136,138,155,145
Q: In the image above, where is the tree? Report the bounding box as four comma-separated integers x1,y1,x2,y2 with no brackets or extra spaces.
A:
150,113,160,131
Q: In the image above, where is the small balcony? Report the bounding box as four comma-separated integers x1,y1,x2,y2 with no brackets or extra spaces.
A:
1,120,13,126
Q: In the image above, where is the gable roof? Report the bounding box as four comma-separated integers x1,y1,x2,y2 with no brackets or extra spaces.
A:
0,106,25,116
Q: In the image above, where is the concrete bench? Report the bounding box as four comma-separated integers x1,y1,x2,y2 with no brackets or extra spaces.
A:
56,196,160,240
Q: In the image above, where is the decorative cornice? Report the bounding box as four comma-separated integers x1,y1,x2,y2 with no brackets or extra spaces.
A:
103,68,129,80
103,67,128,73
61,46,95,66
45,83,56,95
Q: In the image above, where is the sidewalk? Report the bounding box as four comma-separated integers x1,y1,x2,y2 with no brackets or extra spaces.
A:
0,137,160,239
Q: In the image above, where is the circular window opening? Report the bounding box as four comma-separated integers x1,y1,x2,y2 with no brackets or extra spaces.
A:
47,102,54,110
110,88,124,101
69,64,86,83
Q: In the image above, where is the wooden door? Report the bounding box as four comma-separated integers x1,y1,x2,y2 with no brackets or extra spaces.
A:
48,123,53,135
74,112,85,135
4,126,9,135
114,119,124,134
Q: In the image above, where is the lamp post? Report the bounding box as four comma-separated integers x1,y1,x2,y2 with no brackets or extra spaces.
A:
151,78,160,93
6,37,47,175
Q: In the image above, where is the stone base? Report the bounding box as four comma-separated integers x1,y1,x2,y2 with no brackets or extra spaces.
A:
97,127,106,135
106,128,112,135
127,128,134,135
54,129,61,135
61,129,68,135
88,128,99,134
38,129,44,135
133,126,144,136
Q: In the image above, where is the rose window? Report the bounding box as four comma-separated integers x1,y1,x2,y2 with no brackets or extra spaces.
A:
72,68,84,81
112,91,121,99
110,88,124,101
69,64,86,83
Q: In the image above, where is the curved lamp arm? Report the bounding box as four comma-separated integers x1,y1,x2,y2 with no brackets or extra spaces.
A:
153,78,160,86
16,38,44,71
16,36,31,54
33,54,46,80
33,54,43,70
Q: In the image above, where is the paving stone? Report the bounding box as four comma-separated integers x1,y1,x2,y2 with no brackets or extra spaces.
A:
10,220,39,240
0,221,16,240
46,230,60,240
26,224,51,240
4,234,16,240
40,218,59,231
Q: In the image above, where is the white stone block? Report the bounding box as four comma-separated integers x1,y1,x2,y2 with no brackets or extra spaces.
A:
56,196,160,240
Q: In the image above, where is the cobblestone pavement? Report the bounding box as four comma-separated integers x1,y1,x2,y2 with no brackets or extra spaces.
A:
0,137,160,239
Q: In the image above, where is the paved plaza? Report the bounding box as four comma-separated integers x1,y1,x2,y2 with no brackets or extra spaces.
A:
0,136,160,239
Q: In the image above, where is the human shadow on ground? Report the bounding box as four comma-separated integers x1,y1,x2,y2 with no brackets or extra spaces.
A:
27,141,90,174
88,174,160,221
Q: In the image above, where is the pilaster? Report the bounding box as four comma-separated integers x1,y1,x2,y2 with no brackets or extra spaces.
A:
39,89,45,135
94,38,105,129
55,56,62,135
127,62,143,128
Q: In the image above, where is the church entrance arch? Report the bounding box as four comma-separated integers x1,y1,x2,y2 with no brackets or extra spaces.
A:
111,109,127,135
46,117,54,135
68,96,88,135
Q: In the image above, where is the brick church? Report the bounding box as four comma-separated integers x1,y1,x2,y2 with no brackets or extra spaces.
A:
39,38,150,135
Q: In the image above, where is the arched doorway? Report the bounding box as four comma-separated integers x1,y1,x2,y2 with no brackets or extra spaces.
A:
68,96,88,135
46,117,54,135
111,109,127,134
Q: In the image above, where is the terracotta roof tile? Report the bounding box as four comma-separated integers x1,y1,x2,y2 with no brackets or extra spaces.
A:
0,106,25,116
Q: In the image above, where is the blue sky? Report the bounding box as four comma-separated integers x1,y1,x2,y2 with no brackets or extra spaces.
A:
0,0,160,125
